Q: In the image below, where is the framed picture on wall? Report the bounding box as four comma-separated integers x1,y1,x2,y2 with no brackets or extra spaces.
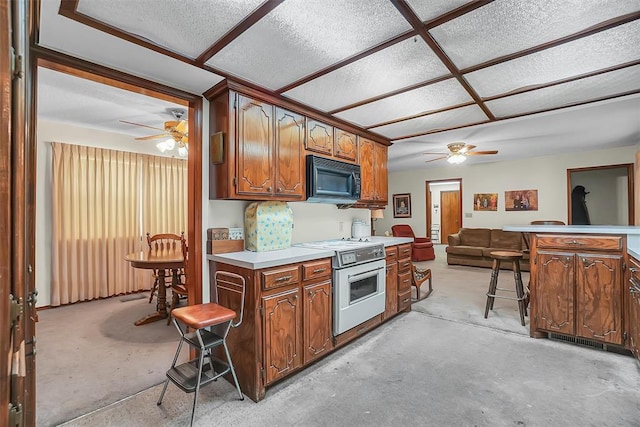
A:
393,193,411,218
505,189,538,211
473,193,498,211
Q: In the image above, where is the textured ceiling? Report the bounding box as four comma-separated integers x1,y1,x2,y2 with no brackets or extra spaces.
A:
37,0,640,170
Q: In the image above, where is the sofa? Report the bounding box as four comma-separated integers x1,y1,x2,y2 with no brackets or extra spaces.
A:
446,228,529,271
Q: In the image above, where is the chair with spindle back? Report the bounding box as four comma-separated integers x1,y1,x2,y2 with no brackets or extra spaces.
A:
146,232,184,303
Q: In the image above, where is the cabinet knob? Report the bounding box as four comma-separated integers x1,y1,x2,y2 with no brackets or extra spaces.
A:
278,187,283,192
267,186,273,192
308,290,313,297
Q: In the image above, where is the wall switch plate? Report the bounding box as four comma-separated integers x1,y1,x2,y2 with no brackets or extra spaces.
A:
465,212,472,218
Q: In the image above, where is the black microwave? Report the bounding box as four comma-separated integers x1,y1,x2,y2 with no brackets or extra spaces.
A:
306,155,361,204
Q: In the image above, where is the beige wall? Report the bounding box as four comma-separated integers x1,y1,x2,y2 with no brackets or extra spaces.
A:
376,145,639,238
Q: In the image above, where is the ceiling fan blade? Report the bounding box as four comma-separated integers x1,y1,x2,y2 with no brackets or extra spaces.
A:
119,120,167,132
466,150,498,156
460,144,476,153
425,156,448,163
135,134,170,141
175,120,188,133
423,152,449,155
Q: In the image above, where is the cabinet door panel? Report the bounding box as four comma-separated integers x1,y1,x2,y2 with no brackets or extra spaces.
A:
575,254,623,344
334,128,357,161
306,120,333,155
373,143,388,203
384,262,398,319
358,138,375,202
237,95,273,195
263,288,302,384
303,280,333,364
629,279,640,360
275,107,305,198
535,251,575,335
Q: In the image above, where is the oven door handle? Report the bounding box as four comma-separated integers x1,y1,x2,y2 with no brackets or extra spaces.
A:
348,266,384,281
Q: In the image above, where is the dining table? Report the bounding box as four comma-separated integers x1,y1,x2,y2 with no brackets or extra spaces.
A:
124,247,184,326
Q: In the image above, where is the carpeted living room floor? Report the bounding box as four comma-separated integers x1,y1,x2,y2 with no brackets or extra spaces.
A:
37,245,640,426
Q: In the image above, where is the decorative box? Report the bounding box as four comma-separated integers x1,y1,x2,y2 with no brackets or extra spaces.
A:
244,201,293,252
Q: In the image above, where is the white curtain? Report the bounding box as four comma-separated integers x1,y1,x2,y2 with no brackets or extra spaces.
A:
50,142,187,306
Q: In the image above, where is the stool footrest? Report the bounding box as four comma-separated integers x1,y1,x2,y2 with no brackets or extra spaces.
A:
166,357,231,393
486,293,526,302
183,329,226,349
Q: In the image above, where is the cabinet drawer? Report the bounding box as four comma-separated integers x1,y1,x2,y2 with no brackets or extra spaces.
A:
302,259,332,281
385,246,398,262
535,235,622,251
262,265,300,290
398,270,411,292
397,257,412,273
398,243,412,259
397,289,411,312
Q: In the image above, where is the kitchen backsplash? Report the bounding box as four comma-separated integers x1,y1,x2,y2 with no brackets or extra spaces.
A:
208,200,370,244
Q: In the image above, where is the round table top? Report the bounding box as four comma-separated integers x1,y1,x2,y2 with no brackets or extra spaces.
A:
125,247,184,269
490,250,523,260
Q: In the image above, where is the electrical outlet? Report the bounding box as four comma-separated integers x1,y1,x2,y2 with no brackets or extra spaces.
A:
465,212,472,218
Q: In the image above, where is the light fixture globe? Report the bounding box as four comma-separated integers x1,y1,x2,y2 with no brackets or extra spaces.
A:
447,153,466,164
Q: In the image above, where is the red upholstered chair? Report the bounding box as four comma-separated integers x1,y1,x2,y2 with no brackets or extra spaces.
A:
391,224,435,261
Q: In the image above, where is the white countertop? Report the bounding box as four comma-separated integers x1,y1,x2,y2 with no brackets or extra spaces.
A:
207,236,414,270
503,225,640,234
503,225,640,259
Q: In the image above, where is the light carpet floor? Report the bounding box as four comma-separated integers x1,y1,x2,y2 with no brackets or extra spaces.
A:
36,293,185,426
39,245,640,427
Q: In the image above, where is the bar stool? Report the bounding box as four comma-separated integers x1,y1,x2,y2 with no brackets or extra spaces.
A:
157,271,246,426
484,251,527,326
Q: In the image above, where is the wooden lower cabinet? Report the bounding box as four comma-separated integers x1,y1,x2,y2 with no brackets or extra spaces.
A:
628,256,640,362
302,279,333,364
531,234,624,345
212,258,332,402
384,246,398,319
383,244,413,319
262,287,302,384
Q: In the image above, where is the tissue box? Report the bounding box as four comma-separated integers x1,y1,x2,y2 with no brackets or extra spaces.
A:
244,201,293,252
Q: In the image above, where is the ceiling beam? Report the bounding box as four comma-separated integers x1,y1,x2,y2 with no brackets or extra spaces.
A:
390,0,495,121
195,0,286,65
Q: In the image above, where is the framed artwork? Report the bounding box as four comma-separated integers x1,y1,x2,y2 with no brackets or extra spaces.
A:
473,193,498,211
505,189,538,211
393,193,411,218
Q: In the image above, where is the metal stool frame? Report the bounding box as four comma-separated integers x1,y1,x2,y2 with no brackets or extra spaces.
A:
157,271,246,426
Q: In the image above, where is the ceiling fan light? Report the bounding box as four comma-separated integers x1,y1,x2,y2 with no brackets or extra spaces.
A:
177,145,188,157
447,154,466,164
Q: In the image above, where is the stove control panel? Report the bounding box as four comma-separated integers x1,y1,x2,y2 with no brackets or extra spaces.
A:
336,244,385,268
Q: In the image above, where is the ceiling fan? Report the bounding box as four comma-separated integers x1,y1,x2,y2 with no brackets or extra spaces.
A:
120,108,188,156
424,142,498,164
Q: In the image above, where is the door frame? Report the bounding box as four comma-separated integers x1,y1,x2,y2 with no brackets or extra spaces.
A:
566,164,634,225
425,178,462,242
32,49,204,305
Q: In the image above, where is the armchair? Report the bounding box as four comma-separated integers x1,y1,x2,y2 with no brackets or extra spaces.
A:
391,224,435,261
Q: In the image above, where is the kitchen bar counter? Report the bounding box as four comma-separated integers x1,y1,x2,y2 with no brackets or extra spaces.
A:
503,225,640,258
207,236,413,270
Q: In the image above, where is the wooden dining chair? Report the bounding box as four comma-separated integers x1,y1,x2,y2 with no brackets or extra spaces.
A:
167,238,189,324
146,232,184,303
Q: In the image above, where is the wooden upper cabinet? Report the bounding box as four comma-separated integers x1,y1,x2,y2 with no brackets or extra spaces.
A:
334,128,358,162
306,120,333,155
374,143,388,203
359,138,388,204
274,107,305,199
236,95,273,196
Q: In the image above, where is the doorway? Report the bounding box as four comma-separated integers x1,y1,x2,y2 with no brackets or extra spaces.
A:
567,164,634,225
33,59,202,423
426,179,462,244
